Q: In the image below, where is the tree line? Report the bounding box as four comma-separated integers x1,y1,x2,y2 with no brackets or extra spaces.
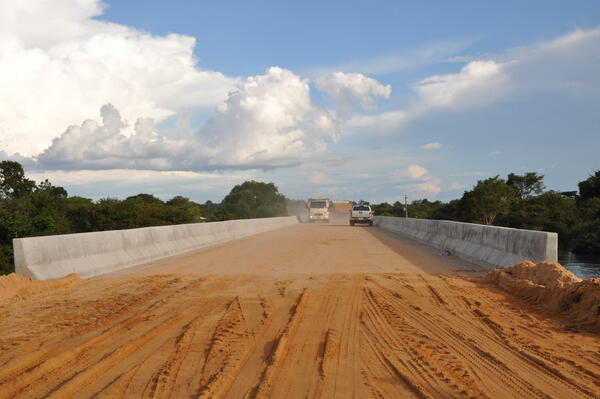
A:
2,160,599,275
0,161,288,275
370,171,600,254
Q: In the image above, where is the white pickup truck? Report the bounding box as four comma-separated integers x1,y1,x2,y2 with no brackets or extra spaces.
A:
350,204,373,226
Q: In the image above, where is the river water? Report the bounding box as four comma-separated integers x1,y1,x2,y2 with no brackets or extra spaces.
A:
558,250,600,279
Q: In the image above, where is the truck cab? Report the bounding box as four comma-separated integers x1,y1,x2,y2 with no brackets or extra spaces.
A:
307,198,330,222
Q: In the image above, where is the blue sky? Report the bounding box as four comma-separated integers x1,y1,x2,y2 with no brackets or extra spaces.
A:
101,1,598,74
1,0,599,203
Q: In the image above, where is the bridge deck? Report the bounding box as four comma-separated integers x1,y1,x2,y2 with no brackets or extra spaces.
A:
99,221,485,278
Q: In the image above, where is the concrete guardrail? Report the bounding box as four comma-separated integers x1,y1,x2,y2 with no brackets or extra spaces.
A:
374,216,557,269
14,216,299,280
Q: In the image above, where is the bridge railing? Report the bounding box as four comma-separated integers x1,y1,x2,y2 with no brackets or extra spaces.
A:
374,216,557,269
14,216,299,280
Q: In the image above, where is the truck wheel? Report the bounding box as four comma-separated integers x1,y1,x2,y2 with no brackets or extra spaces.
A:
350,221,355,226
369,221,374,226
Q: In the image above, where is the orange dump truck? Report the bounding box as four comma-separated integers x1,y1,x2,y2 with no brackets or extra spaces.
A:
332,200,352,213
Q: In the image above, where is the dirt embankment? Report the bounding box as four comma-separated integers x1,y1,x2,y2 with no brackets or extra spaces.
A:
1,271,599,398
485,261,600,329
0,273,81,302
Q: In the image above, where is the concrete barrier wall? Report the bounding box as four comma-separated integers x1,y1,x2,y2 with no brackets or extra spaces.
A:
374,216,557,269
14,216,298,280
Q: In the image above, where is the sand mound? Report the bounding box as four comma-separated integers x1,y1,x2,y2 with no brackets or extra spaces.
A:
486,262,600,329
0,273,31,290
0,273,81,303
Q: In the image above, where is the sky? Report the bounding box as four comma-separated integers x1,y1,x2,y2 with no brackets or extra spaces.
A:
1,0,599,203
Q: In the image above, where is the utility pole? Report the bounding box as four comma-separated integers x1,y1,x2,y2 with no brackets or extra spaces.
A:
404,195,408,218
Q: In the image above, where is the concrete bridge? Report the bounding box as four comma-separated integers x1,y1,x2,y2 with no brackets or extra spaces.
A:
4,217,597,399
14,215,557,280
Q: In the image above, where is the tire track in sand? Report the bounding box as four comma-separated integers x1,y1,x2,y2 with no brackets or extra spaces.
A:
0,270,599,398
366,274,598,398
250,289,308,399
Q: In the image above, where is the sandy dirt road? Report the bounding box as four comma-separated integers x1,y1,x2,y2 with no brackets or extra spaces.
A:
1,222,599,398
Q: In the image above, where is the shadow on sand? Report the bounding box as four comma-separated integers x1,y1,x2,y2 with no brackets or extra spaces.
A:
361,225,489,276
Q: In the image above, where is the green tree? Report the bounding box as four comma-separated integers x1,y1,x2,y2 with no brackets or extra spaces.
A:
126,193,164,204
118,195,169,228
461,176,515,225
431,199,463,221
219,181,287,220
165,196,202,224
408,199,446,219
496,192,579,248
571,218,600,254
577,197,600,220
0,243,14,275
578,170,600,201
199,200,219,221
572,200,600,253
2,161,297,275
0,161,36,199
371,202,394,216
571,172,600,253
64,196,97,232
506,172,545,199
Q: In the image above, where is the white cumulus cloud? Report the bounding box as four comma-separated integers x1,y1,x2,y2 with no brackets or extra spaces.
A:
397,178,442,196
347,60,507,132
392,164,430,181
37,104,201,170
0,0,236,157
407,164,430,180
316,72,391,112
391,164,441,196
415,60,508,110
36,68,338,171
0,1,395,173
198,67,338,167
347,27,600,134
